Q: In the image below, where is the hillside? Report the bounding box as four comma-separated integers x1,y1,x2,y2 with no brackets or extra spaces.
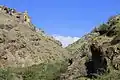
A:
0,6,70,68
0,6,71,80
61,14,120,80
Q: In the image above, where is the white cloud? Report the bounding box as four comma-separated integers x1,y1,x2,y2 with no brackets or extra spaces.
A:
52,34,80,47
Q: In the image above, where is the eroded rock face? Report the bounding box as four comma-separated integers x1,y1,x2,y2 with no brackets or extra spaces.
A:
86,42,107,77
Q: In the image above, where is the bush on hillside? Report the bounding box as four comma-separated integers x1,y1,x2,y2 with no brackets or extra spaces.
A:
97,24,110,35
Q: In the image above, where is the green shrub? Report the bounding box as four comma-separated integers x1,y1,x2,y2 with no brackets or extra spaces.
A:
98,24,110,34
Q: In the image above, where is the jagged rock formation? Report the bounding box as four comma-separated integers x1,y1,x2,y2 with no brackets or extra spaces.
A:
0,6,69,68
61,14,120,80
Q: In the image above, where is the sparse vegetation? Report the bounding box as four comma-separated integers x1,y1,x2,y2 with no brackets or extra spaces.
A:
0,61,68,80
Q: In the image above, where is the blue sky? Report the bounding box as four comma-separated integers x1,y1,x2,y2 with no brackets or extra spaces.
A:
0,0,120,47
0,0,119,37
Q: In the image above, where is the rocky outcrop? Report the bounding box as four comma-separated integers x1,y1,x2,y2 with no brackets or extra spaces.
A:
86,42,107,77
